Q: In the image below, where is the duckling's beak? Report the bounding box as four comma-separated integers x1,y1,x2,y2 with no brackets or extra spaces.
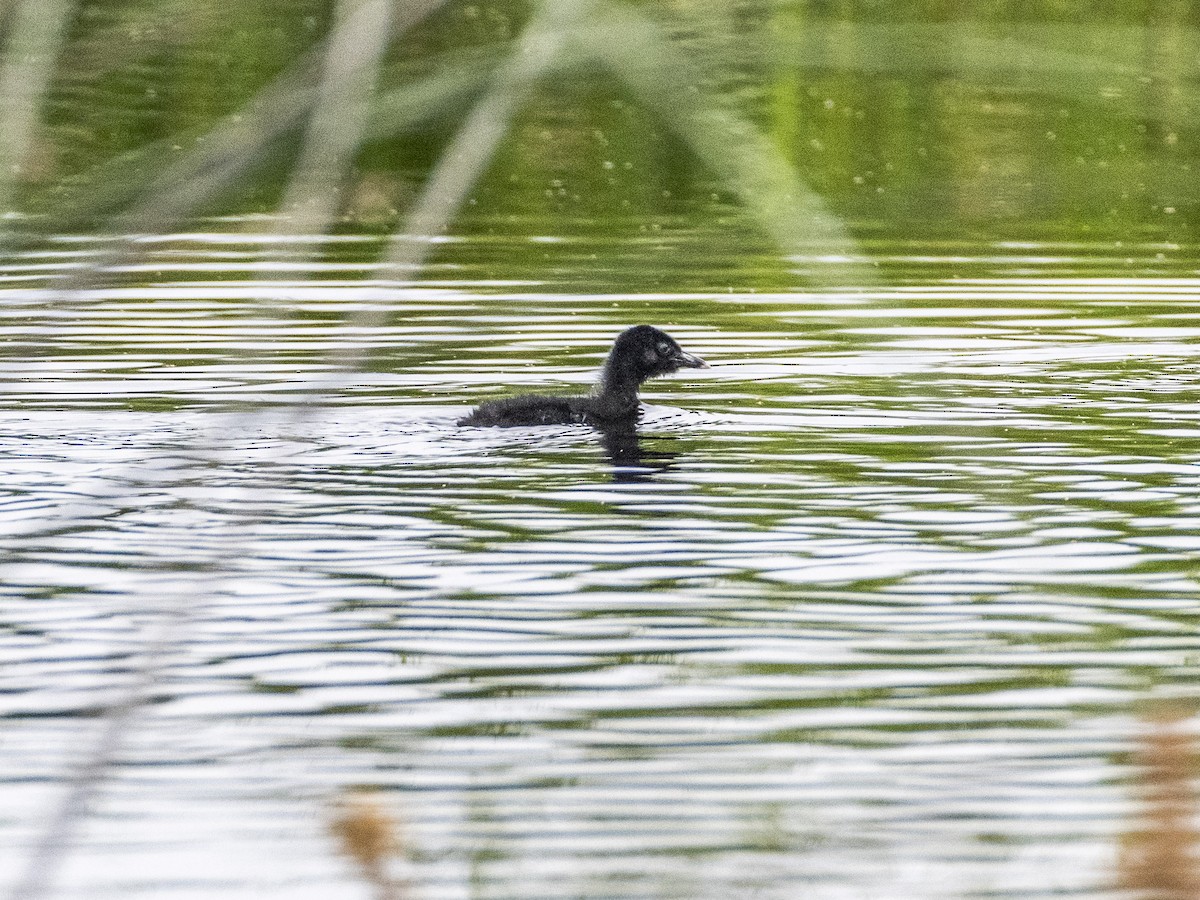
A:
674,349,708,369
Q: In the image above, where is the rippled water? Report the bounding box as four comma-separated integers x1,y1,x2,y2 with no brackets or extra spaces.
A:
4,231,1200,898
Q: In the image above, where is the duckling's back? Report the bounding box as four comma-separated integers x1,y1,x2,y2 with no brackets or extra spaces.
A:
458,394,595,427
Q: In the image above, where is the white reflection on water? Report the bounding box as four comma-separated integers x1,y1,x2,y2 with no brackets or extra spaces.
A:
3,239,1200,898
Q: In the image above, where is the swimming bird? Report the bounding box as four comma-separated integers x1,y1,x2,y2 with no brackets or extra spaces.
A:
459,325,707,427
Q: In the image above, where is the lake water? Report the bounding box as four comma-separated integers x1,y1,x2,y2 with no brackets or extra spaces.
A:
3,228,1200,898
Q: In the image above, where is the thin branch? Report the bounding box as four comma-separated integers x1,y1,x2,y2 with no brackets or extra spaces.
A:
578,1,878,287
284,0,596,384
0,0,75,220
269,0,419,241
8,582,191,900
377,0,596,285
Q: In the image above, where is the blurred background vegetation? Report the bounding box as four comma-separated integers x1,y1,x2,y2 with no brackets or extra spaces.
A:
2,0,1198,288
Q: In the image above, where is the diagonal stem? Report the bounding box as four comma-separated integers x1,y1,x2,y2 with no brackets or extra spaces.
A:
0,0,75,222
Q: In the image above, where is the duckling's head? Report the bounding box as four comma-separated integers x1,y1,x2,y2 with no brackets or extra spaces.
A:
601,325,707,393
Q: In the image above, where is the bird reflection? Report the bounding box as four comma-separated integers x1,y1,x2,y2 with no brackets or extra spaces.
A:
598,425,677,482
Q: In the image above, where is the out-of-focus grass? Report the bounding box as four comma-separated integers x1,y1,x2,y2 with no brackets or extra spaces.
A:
8,3,1198,290
331,791,408,900
1118,711,1200,899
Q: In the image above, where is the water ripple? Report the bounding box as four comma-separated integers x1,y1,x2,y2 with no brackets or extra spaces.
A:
3,238,1200,898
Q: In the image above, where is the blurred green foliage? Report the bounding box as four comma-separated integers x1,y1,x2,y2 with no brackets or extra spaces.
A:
4,0,1199,254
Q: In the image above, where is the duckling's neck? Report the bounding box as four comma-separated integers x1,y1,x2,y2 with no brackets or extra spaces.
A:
593,359,643,416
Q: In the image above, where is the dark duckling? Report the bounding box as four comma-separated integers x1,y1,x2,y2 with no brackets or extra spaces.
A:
459,325,707,427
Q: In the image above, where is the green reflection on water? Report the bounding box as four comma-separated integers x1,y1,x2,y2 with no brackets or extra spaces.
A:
12,1,1198,281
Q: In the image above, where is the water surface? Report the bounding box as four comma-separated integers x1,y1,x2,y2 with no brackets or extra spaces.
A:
3,231,1200,898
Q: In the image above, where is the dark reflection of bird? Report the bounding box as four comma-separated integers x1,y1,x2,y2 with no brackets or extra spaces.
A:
600,426,679,483
459,325,707,428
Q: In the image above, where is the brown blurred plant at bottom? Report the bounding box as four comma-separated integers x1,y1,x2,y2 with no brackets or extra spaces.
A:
330,791,409,900
1117,713,1200,900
